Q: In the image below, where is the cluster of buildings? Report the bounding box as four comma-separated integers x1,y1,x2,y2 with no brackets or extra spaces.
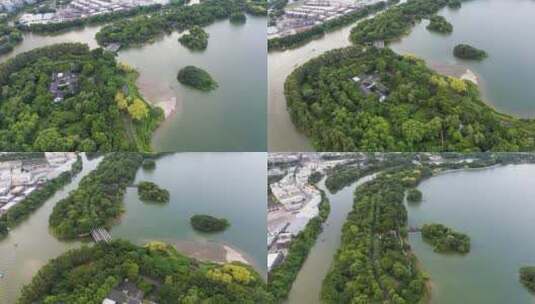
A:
49,71,79,103
352,73,389,102
0,0,42,14
0,153,77,214
269,0,383,38
18,0,163,26
102,279,151,304
267,153,355,272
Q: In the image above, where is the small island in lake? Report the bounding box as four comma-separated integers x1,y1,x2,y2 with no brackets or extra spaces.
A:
138,181,170,203
427,15,453,34
178,26,209,51
407,188,423,202
421,223,470,254
230,12,246,24
191,214,230,232
519,266,535,292
453,44,488,60
177,65,218,91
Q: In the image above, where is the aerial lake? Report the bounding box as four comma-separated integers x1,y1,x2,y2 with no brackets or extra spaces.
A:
0,153,267,303
408,164,535,303
0,16,267,151
390,0,535,117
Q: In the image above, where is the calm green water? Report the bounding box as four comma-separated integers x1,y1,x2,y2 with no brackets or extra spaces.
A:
390,0,535,117
0,16,267,151
0,153,267,303
408,165,535,303
111,153,267,274
0,154,101,304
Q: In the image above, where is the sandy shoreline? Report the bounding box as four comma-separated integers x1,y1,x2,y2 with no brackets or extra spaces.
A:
428,61,479,85
171,239,252,265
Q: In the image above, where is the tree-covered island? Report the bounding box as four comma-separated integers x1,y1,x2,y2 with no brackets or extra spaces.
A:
421,223,471,254
426,15,453,33
137,181,170,203
177,65,218,91
190,214,230,232
178,26,209,51
17,240,273,303
0,43,163,152
519,266,535,292
49,153,144,239
453,44,488,60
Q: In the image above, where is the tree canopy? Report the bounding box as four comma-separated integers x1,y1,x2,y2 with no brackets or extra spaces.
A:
421,223,470,254
453,44,488,60
0,43,163,151
190,214,230,232
177,65,218,91
137,181,170,203
17,240,273,304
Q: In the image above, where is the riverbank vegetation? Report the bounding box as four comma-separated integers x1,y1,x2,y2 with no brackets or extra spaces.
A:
421,223,470,254
96,0,263,49
49,153,143,239
20,4,164,33
17,240,272,303
322,167,429,303
453,44,488,60
177,65,218,91
426,15,452,33
230,11,247,24
0,23,23,55
178,26,209,51
519,266,535,292
268,1,387,51
0,43,162,151
190,214,230,232
407,188,423,202
138,181,170,203
285,46,535,151
308,171,323,184
268,191,329,301
0,155,82,237
142,159,156,170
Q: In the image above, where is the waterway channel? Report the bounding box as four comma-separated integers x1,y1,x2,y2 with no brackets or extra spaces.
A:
0,15,267,152
0,154,102,304
285,173,377,303
407,164,535,303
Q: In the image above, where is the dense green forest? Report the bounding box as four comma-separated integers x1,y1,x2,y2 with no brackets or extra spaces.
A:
190,214,230,232
285,46,535,151
421,223,470,254
95,0,265,49
519,266,535,292
426,15,452,33
406,188,422,202
178,26,209,51
49,153,143,239
321,167,429,304
138,181,170,203
0,23,23,55
268,191,329,301
0,155,82,237
0,43,163,151
17,240,273,304
177,65,218,91
268,1,387,51
453,44,488,60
